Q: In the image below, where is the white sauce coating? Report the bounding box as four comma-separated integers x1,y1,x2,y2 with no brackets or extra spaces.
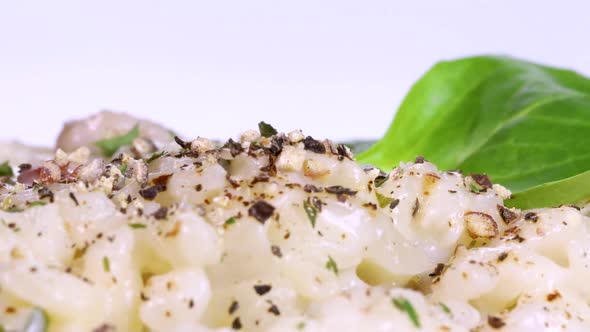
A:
0,128,589,332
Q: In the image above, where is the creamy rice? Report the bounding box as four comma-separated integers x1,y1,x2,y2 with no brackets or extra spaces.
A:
1,116,589,331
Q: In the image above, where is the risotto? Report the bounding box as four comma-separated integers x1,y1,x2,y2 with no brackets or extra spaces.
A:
1,112,589,332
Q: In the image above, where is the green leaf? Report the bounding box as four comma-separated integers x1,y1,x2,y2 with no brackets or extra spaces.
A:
24,307,49,332
224,217,236,226
303,199,318,228
95,124,140,157
392,296,420,328
325,256,338,275
0,161,13,177
357,55,590,209
128,223,147,229
258,121,278,138
28,201,47,207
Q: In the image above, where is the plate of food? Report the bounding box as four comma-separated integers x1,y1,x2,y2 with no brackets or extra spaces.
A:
1,56,590,332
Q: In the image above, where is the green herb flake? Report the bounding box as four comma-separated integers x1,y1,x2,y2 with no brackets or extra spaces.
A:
102,256,110,272
24,307,49,332
258,121,278,138
224,217,236,226
128,223,146,229
375,192,394,208
0,161,13,177
146,150,168,163
303,199,318,228
5,207,24,213
392,296,420,328
326,256,338,275
28,201,47,207
119,164,128,174
469,184,481,193
439,302,452,316
95,124,140,157
296,321,306,330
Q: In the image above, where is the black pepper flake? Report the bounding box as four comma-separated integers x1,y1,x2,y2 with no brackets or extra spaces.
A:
173,136,190,149
265,136,285,156
303,136,326,154
153,207,168,220
524,212,538,222
195,184,202,191
231,317,243,330
497,252,508,262
228,300,239,315
374,173,389,188
303,184,322,193
69,192,79,206
248,201,275,223
389,198,400,209
223,139,244,157
271,245,283,258
428,263,445,277
38,187,54,203
253,284,272,296
267,303,281,316
336,144,352,160
251,174,270,185
412,198,420,217
471,173,493,191
414,156,425,164
324,185,357,198
487,315,505,329
497,205,519,224
139,184,166,200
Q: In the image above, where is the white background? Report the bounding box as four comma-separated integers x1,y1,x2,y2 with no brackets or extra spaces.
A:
1,1,589,146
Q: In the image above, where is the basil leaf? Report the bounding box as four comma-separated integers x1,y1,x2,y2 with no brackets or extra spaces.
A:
24,307,49,332
258,121,277,138
95,124,140,157
358,56,590,208
0,161,13,177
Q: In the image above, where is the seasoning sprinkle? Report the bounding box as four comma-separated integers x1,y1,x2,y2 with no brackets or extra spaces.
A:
258,121,278,137
248,201,275,224
103,256,110,272
392,296,420,328
326,256,338,275
487,315,505,329
253,284,272,296
303,198,318,228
